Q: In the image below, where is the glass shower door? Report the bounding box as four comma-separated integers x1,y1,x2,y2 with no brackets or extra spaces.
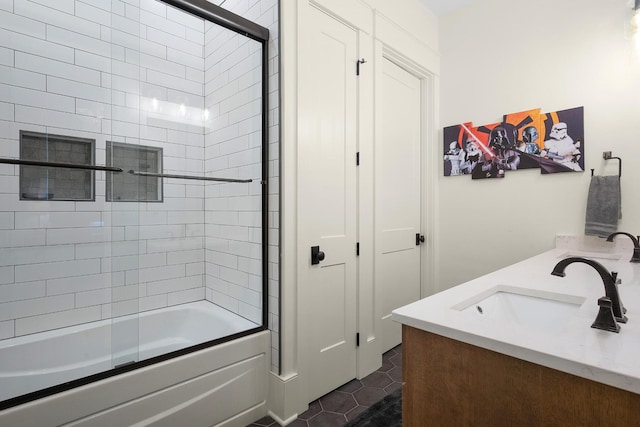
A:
105,0,269,364
103,1,145,370
0,0,267,407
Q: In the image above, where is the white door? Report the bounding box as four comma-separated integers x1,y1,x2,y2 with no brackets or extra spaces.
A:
298,7,358,401
376,57,422,353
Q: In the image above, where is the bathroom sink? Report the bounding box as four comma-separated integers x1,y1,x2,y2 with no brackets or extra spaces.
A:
556,251,631,277
452,285,585,332
557,251,623,263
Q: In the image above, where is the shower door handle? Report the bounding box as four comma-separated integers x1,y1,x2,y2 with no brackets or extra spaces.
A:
311,246,325,265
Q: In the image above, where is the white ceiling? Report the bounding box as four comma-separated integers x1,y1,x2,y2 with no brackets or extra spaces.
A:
418,0,475,16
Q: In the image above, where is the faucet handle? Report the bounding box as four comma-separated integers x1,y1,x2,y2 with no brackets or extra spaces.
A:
610,271,627,314
591,297,621,333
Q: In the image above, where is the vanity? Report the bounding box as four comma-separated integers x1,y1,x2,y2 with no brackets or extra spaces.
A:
392,236,640,426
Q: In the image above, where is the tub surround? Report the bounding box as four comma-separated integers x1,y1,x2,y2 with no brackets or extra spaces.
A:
0,0,270,343
0,301,258,403
0,329,269,427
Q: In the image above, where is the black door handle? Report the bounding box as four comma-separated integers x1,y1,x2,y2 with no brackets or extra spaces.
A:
311,246,325,265
416,233,425,246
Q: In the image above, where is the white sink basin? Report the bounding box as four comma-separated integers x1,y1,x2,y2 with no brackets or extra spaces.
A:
452,285,586,332
555,251,634,282
558,250,622,259
557,251,624,265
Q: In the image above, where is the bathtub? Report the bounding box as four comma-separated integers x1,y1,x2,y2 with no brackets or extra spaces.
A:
0,301,270,427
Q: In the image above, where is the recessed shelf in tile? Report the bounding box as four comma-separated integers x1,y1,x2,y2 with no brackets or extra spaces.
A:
106,141,163,202
19,130,95,201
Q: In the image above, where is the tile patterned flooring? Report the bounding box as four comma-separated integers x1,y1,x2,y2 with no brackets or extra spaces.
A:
247,344,402,427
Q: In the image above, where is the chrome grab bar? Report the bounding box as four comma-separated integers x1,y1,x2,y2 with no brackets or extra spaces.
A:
0,157,253,183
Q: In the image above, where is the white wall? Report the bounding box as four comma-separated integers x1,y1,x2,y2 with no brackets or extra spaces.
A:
437,0,640,290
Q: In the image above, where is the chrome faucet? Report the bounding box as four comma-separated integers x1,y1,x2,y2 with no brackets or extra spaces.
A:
606,232,640,263
551,257,627,324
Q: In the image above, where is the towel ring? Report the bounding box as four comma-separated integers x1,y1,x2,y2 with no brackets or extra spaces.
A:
602,151,622,178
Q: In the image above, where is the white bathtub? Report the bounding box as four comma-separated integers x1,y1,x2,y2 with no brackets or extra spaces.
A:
0,301,269,427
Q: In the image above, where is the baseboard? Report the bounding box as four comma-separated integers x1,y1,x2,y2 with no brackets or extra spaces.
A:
267,371,305,425
267,410,299,427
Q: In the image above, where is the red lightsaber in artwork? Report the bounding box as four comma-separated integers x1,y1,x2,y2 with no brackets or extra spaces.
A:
460,123,495,158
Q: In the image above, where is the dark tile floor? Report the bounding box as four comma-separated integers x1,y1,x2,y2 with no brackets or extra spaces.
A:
247,344,402,427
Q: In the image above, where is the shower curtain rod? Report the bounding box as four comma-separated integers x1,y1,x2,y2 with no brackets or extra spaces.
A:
0,158,253,183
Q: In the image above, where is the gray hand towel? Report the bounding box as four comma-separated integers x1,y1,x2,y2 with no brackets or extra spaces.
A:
585,175,621,237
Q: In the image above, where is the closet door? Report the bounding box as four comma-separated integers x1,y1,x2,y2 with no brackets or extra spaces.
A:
376,57,422,352
298,6,359,402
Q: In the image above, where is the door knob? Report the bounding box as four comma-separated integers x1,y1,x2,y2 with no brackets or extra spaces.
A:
416,233,425,246
311,246,325,265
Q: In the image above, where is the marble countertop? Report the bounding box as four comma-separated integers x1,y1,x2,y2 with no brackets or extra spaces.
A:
391,235,640,394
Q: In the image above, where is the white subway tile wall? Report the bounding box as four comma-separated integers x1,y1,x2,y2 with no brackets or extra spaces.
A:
197,0,279,372
0,0,280,371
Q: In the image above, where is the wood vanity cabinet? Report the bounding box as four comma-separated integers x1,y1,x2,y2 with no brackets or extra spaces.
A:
402,325,640,426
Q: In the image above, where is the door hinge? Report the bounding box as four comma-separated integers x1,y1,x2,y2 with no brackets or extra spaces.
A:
356,152,360,166
356,333,360,347
356,242,360,256
356,58,366,75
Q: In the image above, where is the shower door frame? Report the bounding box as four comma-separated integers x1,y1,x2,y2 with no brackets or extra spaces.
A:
0,0,270,411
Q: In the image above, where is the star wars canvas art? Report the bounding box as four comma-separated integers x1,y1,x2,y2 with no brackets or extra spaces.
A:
443,106,584,178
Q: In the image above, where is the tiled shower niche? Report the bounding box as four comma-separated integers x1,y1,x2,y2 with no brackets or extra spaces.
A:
106,142,163,202
19,131,95,201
